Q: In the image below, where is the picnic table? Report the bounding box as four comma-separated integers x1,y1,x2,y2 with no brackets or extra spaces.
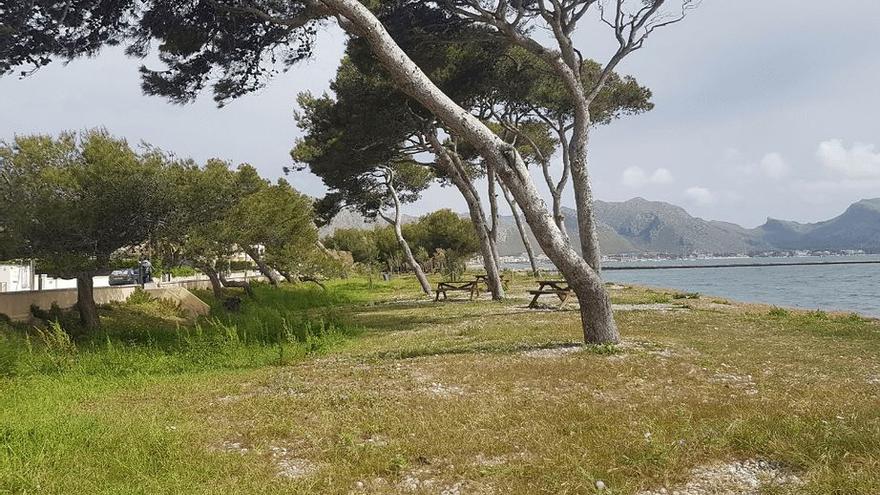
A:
473,274,511,292
435,280,478,301
528,280,575,309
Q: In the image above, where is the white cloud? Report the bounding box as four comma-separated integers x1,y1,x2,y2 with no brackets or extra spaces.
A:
684,186,716,205
728,151,789,180
652,168,675,184
817,139,880,179
621,166,675,188
759,152,789,179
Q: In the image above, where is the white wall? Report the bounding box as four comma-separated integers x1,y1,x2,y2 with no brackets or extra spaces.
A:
0,264,34,292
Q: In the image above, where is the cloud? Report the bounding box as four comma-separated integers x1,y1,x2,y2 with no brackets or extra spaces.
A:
727,151,789,180
684,186,716,205
759,152,789,179
621,166,675,187
817,139,880,179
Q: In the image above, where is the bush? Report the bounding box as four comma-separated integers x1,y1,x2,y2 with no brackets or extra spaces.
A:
673,292,700,300
126,288,155,305
807,309,829,320
768,307,790,318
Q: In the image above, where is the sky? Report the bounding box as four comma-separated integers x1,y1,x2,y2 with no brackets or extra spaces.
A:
1,1,879,228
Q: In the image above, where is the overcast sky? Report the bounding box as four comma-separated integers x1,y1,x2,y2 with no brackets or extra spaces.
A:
2,0,879,228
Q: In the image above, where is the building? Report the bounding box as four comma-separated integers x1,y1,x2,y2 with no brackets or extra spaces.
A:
0,263,34,292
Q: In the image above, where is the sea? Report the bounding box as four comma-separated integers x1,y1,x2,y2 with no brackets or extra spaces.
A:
503,255,880,317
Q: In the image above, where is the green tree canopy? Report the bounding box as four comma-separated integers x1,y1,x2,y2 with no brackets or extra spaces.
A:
0,129,169,328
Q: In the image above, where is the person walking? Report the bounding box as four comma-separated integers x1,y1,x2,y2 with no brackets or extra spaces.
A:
139,257,153,284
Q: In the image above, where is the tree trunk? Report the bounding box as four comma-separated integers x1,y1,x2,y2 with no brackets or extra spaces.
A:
244,246,283,285
425,133,504,300
551,128,572,244
200,262,225,300
499,180,539,277
329,0,617,342
486,162,504,274
76,273,99,329
568,111,603,272
277,269,297,283
220,271,255,298
300,276,327,290
381,178,433,296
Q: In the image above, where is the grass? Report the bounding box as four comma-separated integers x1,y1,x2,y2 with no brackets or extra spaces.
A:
1,275,879,494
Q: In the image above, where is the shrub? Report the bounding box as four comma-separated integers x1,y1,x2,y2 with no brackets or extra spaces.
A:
673,292,700,300
807,309,829,320
768,307,790,318
126,288,155,305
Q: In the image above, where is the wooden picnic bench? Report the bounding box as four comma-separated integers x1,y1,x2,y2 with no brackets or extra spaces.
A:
435,280,478,301
528,280,575,309
473,274,511,294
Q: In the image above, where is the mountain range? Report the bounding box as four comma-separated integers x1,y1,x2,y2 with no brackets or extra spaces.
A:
322,197,880,256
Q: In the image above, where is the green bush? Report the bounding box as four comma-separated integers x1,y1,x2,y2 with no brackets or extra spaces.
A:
673,292,700,300
126,288,155,305
768,306,790,318
807,309,829,320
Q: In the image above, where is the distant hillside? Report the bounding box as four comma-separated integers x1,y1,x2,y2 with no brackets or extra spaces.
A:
318,208,416,237
322,198,880,256
755,198,880,251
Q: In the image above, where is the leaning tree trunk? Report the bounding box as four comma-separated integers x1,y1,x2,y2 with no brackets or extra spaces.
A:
392,223,431,295
277,268,297,284
219,271,255,298
243,246,283,285
76,273,99,329
499,180,540,277
381,178,432,296
426,134,504,300
329,0,617,343
199,262,225,300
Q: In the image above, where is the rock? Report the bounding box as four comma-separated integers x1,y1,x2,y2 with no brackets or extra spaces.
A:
595,480,607,490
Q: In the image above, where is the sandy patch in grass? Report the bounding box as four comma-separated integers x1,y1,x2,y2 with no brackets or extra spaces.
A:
394,467,494,495
274,456,319,479
638,459,802,495
212,440,320,480
710,372,759,396
613,303,688,312
216,440,249,454
521,344,583,358
426,381,467,397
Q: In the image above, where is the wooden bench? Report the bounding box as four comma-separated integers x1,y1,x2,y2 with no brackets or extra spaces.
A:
473,274,511,294
528,280,575,309
435,281,478,301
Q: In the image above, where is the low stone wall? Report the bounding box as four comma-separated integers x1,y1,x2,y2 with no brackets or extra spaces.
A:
0,284,212,323
0,273,266,323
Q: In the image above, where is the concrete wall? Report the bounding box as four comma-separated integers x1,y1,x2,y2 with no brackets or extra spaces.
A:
1,286,137,321
0,276,260,323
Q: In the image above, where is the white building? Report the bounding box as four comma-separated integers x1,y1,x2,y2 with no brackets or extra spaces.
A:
0,263,34,292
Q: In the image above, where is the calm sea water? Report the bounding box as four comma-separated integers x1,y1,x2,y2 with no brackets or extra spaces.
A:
505,255,880,317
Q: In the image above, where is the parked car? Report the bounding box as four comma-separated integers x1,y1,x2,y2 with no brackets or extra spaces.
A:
108,268,139,286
